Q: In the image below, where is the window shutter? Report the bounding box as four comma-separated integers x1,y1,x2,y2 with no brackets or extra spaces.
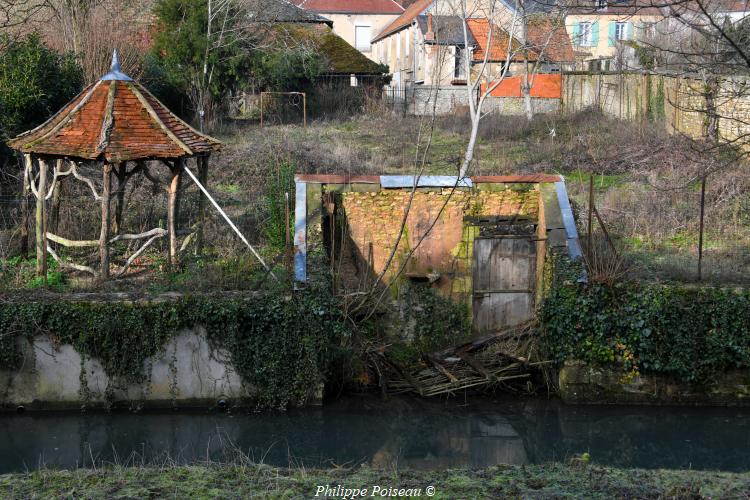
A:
571,23,580,45
591,21,599,46
608,22,616,47
627,22,634,40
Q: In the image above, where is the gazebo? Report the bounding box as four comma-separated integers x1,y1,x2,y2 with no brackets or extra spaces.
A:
8,52,221,280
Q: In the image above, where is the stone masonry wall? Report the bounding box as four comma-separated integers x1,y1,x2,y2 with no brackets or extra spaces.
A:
562,72,750,147
410,86,560,116
340,187,539,303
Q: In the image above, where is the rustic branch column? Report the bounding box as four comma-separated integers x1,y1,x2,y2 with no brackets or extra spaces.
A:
20,154,31,260
100,163,113,279
113,162,127,235
35,157,48,278
167,160,183,266
196,155,209,255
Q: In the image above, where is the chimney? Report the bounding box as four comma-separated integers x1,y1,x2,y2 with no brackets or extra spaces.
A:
425,13,435,41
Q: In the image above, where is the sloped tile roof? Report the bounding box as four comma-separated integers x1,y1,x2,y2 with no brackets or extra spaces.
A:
294,0,404,14
467,18,531,62
373,0,432,42
8,60,220,162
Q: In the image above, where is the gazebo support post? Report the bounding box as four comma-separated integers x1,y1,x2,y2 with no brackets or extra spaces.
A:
100,163,112,279
35,157,48,280
113,162,127,235
20,154,31,260
167,159,183,266
196,155,209,255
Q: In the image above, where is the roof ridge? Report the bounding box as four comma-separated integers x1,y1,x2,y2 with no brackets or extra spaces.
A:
135,82,222,149
96,81,117,156
21,81,103,150
128,82,193,156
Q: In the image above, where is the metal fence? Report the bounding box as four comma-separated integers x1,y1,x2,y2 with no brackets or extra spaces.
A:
569,172,750,286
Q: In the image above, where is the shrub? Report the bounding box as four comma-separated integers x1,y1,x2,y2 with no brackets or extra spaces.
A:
541,280,750,383
0,33,82,168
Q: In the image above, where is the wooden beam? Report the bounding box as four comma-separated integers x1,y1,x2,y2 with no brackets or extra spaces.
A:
167,160,183,266
100,163,112,279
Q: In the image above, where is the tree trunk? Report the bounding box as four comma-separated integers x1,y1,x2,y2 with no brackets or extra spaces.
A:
100,163,112,280
35,157,47,279
167,161,183,266
196,156,209,255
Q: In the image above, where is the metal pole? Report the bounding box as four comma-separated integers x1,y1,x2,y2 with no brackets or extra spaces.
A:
260,92,264,129
183,166,278,282
303,93,307,129
698,175,706,282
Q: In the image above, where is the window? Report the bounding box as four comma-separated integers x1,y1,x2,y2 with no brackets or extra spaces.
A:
597,0,607,10
579,22,593,46
641,22,656,39
355,25,372,52
615,21,628,41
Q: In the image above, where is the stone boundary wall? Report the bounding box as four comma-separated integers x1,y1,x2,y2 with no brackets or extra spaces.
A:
409,86,560,116
559,360,750,406
561,72,750,147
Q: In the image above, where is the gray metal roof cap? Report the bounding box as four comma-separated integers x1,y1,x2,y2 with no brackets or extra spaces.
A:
100,50,134,82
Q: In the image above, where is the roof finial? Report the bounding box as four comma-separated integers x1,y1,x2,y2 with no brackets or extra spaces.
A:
101,49,133,82
111,49,121,73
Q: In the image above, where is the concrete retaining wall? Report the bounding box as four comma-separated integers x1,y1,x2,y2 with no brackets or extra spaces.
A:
0,329,249,411
410,86,560,116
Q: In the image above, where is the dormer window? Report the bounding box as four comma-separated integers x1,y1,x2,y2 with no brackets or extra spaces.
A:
597,0,607,10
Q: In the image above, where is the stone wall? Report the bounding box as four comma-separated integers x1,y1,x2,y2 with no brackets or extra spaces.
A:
410,86,560,116
340,187,540,304
1,328,251,411
561,72,750,147
559,360,750,406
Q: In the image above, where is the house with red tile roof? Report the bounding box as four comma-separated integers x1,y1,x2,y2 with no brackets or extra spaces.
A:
370,0,572,89
293,0,405,61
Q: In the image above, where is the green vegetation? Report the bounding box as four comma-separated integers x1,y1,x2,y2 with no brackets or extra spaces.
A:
0,33,82,167
261,160,296,251
1,463,748,499
541,278,750,383
0,282,349,409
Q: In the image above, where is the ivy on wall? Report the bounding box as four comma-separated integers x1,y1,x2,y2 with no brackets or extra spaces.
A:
0,283,349,410
540,279,750,383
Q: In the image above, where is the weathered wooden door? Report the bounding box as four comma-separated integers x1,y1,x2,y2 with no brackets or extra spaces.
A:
472,237,536,332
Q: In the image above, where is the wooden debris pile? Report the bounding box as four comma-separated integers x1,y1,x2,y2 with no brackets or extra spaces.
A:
370,322,552,397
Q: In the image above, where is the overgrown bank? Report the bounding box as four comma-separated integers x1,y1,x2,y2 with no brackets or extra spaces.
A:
541,279,750,384
0,285,350,410
1,463,748,499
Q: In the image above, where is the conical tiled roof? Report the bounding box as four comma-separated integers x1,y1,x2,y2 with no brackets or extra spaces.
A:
8,52,221,162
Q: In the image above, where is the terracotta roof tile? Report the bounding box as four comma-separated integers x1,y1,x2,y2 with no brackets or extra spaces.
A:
295,0,404,14
373,0,432,42
8,75,220,162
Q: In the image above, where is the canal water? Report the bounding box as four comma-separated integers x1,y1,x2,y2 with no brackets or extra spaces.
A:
1,397,749,473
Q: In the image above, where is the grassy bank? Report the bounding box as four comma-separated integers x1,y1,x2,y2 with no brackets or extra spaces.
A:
1,463,748,499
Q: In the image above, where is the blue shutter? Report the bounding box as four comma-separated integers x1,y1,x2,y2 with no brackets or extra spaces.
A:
591,21,600,46
608,22,616,47
571,23,580,46
626,22,634,40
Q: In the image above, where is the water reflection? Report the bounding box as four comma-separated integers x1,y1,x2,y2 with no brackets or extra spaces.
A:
0,397,749,473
